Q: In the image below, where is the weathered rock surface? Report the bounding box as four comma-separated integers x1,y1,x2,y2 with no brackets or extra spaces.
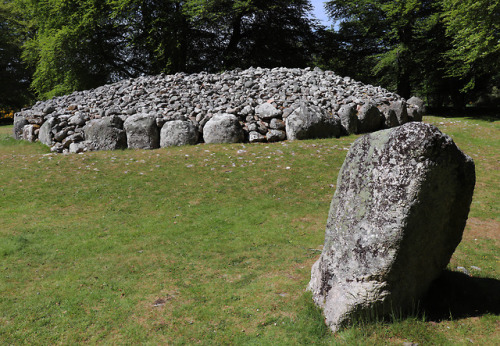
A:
123,113,160,149
13,114,27,140
308,122,475,333
407,96,426,121
13,67,425,152
160,120,198,147
203,114,244,144
286,103,341,140
338,104,358,135
38,118,55,146
357,103,384,133
83,116,127,151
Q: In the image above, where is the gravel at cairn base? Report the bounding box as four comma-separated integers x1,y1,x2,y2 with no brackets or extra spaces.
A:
13,67,424,153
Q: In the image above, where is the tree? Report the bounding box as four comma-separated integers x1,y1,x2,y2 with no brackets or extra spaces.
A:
323,0,447,100
184,0,317,71
441,0,500,93
0,1,32,110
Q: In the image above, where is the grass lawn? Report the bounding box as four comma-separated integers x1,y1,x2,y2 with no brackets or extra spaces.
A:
0,115,498,344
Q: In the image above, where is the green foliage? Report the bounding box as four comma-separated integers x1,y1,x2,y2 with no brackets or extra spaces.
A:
441,0,500,92
9,0,316,98
320,0,499,108
0,1,32,109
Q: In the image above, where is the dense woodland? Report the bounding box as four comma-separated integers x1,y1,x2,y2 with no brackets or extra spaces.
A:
1,0,499,114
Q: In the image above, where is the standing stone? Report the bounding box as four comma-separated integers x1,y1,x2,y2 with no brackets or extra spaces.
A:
390,100,409,125
380,106,399,128
83,116,127,151
38,117,56,146
357,103,383,133
286,102,341,140
308,122,475,333
203,114,244,144
124,113,160,149
338,104,358,135
407,96,426,120
160,120,198,147
13,113,27,140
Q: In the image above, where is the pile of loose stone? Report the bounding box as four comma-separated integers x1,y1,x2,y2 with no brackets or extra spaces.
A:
13,67,425,153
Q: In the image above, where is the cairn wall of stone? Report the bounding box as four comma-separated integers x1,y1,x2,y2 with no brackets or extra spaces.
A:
14,67,425,153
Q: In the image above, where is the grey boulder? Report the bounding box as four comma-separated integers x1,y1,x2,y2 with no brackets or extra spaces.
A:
160,120,198,147
390,100,409,125
407,96,426,119
203,114,244,144
22,124,38,142
83,116,127,151
286,103,341,140
357,103,383,133
338,104,358,135
123,113,160,149
13,113,27,140
308,122,475,333
38,117,56,146
255,103,282,120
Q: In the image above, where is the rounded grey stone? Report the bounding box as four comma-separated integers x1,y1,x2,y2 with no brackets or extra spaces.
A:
160,120,198,147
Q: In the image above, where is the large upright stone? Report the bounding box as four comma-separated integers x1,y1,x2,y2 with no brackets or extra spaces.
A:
38,117,56,146
160,120,198,147
338,104,358,135
13,113,27,140
357,103,383,133
123,113,160,149
83,116,127,151
286,103,341,140
203,114,244,144
407,96,426,120
308,122,475,333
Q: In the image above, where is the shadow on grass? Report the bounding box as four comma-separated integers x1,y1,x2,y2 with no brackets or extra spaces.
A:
420,270,500,321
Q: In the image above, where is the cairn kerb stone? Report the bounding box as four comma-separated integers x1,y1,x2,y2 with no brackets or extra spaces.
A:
160,120,199,147
13,113,27,140
38,117,55,146
13,67,422,152
338,104,358,135
203,114,244,144
83,116,127,151
123,113,160,149
407,96,426,117
380,106,399,129
390,100,409,125
286,103,341,140
357,103,384,133
308,122,475,333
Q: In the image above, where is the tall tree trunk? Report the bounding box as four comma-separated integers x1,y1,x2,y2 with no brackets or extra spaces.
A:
223,13,243,70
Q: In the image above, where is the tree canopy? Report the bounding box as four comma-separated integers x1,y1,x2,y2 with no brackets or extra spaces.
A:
1,0,499,109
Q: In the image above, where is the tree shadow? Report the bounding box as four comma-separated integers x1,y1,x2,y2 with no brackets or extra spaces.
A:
419,270,500,321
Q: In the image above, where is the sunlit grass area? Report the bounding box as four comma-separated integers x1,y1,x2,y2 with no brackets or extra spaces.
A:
0,116,498,344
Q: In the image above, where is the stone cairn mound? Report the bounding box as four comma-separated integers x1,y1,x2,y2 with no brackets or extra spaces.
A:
13,67,425,153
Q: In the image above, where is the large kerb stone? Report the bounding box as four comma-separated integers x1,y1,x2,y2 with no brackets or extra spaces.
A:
308,122,475,333
83,116,127,151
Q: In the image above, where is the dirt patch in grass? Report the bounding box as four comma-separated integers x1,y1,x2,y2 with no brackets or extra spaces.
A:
464,217,500,241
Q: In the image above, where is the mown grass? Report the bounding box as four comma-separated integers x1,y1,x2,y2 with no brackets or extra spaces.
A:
0,116,498,344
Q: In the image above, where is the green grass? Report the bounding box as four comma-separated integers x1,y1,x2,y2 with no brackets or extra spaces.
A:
0,116,498,344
